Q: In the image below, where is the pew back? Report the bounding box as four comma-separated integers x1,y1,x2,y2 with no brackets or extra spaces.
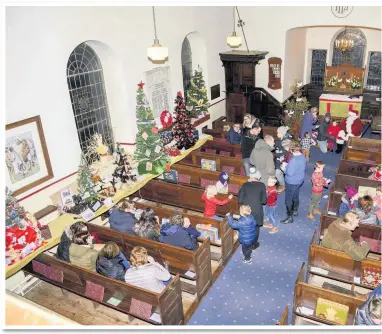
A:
337,160,378,179
201,140,242,157
348,137,381,153
331,176,380,193
342,147,381,165
23,254,184,325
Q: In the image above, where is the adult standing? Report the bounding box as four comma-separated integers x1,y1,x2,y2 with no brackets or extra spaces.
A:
238,167,267,249
316,112,331,153
300,107,318,139
280,141,307,224
274,126,289,193
250,135,275,186
241,124,262,176
336,108,364,153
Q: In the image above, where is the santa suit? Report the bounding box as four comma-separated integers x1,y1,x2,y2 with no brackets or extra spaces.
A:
339,109,364,139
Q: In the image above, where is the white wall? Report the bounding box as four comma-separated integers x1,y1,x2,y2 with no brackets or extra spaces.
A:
6,6,230,209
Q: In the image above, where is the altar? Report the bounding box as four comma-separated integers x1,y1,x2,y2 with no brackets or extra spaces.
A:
319,93,363,118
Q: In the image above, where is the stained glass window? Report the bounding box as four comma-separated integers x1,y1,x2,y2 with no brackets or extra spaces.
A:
310,49,327,86
67,43,114,158
366,51,381,91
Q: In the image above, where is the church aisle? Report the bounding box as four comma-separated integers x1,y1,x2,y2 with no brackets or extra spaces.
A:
189,146,342,325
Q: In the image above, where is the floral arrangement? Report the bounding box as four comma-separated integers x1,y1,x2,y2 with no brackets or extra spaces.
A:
348,76,362,90
326,75,339,88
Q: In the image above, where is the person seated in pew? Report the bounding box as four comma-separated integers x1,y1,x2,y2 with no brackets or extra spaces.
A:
226,123,242,145
372,187,381,225
216,171,229,194
134,208,160,241
56,221,87,262
368,165,382,181
226,205,256,264
124,246,172,293
109,198,137,235
355,285,381,325
96,241,130,281
338,186,359,217
69,230,100,271
202,185,233,221
356,195,378,225
159,213,201,250
321,211,370,261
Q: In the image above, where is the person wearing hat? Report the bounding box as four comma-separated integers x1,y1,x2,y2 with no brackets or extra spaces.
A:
337,108,364,153
216,171,229,194
338,185,359,217
316,112,331,153
238,167,267,249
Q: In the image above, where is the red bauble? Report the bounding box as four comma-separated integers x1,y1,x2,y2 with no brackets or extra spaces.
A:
177,91,183,97
165,163,171,172
151,127,159,134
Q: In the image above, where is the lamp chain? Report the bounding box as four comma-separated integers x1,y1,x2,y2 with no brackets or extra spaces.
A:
233,6,236,33
152,6,158,41
235,7,249,53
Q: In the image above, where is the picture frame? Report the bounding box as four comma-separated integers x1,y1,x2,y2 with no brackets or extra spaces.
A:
5,115,53,196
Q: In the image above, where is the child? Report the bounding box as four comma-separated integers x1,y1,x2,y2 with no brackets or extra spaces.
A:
356,195,378,225
226,123,242,145
216,171,229,194
226,205,256,264
326,120,340,153
308,161,331,221
336,128,346,154
300,132,311,162
338,185,359,217
368,165,382,181
263,176,278,234
201,185,233,221
109,198,137,235
159,213,201,250
372,187,382,225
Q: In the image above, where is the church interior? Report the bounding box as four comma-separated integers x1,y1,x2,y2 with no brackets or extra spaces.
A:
4,4,382,328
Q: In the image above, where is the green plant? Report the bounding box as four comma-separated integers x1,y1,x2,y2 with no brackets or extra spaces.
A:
348,76,362,90
283,80,310,132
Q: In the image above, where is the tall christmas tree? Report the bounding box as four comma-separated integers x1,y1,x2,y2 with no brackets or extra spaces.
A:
134,81,169,175
185,68,209,118
172,91,197,150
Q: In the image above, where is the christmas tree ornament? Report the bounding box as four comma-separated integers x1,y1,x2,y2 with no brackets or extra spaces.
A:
154,145,161,153
145,149,151,157
151,127,159,134
142,132,149,140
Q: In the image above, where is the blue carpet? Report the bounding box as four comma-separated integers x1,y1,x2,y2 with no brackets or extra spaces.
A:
189,127,378,325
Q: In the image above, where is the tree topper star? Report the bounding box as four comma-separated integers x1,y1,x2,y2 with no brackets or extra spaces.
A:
138,81,145,90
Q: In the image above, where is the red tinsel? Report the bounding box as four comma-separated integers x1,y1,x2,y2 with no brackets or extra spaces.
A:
164,146,181,157
160,110,173,128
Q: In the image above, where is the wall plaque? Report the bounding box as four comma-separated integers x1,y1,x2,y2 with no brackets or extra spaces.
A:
143,66,172,118
268,57,282,90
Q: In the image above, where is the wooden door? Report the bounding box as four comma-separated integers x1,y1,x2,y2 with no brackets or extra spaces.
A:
226,93,246,123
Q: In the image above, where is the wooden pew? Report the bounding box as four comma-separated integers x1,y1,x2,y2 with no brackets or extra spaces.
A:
319,210,381,250
86,222,212,299
330,177,379,194
136,179,240,216
177,150,245,176
348,137,381,153
342,147,381,165
276,306,289,325
292,262,365,325
211,118,278,138
200,139,242,157
337,160,378,180
23,253,184,325
307,229,381,290
166,164,247,195
132,201,235,265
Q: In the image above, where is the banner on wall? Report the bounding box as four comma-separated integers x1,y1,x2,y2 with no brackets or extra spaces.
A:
268,57,282,90
143,66,172,119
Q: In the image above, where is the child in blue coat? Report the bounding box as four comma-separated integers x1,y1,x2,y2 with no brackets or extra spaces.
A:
226,123,242,145
226,205,256,264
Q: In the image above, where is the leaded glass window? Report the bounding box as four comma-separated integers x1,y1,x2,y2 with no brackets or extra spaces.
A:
332,28,366,68
67,43,114,159
310,49,327,86
181,37,192,98
366,51,381,91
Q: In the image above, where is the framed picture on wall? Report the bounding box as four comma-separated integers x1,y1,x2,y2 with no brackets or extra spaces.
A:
5,115,53,196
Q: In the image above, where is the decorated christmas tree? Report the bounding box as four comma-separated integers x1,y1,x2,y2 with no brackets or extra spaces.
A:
134,81,169,175
77,155,98,202
172,91,198,150
6,187,26,228
185,68,209,118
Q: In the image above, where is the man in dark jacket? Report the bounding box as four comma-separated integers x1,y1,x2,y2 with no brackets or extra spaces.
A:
159,214,201,250
241,124,262,176
109,206,137,235
238,167,267,249
316,112,331,153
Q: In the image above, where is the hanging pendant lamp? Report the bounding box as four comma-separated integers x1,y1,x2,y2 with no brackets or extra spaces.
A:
226,7,242,48
147,6,168,62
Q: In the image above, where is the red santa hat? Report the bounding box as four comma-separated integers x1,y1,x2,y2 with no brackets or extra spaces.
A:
348,105,359,117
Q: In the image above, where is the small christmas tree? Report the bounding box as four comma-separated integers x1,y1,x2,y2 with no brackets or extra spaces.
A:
172,91,197,150
77,155,98,202
185,68,209,118
134,81,169,175
113,152,137,183
6,187,26,228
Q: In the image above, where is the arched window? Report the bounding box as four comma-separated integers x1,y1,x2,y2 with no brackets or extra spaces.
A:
67,42,114,159
332,28,366,68
181,37,193,97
